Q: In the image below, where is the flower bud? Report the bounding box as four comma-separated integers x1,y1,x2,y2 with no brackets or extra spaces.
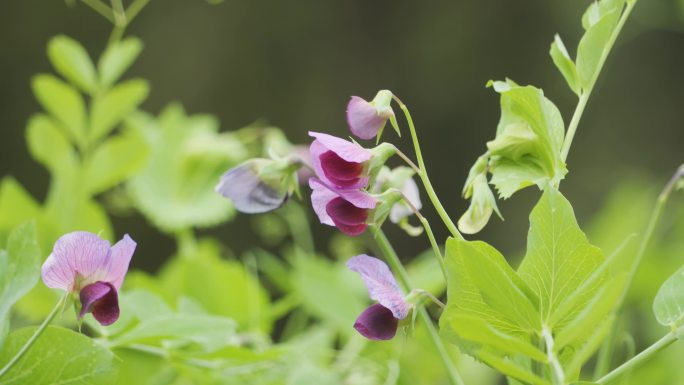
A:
346,90,396,140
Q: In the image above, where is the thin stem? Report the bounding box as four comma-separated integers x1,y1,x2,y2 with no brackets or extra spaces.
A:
126,0,151,23
542,327,566,385
393,98,463,240
371,227,465,385
0,293,68,378
625,164,684,296
393,146,421,174
560,0,637,162
596,332,677,384
395,190,447,280
80,0,115,23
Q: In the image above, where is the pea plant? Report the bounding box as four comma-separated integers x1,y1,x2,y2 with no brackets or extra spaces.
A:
0,0,682,384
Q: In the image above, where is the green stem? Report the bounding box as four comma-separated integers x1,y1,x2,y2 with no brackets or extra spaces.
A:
394,99,463,240
372,227,465,385
126,0,151,23
396,190,447,280
0,294,68,378
595,164,684,379
596,332,677,384
625,164,684,296
80,0,115,23
560,0,637,162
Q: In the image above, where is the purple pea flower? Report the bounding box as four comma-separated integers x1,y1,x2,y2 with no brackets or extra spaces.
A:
347,254,411,340
216,159,289,214
346,90,395,140
41,231,136,326
309,131,373,190
309,178,376,236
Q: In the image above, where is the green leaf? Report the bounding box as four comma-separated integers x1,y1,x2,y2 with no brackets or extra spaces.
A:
653,265,684,327
47,35,97,94
110,313,236,351
90,79,149,142
31,74,87,148
0,223,40,348
155,239,271,332
487,84,567,199
442,238,540,333
84,131,148,195
98,37,143,89
0,326,119,385
25,114,78,177
576,9,620,88
549,34,581,95
517,189,605,327
127,105,246,231
0,178,41,234
479,350,551,385
292,255,366,335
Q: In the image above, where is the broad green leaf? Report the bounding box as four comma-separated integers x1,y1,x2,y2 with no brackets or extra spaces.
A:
517,189,605,327
488,158,548,199
549,34,581,95
292,255,366,335
90,79,149,142
156,239,271,332
84,131,148,195
0,326,118,385
110,313,237,351
47,35,97,94
98,37,143,89
581,0,625,29
564,315,615,376
653,265,684,327
442,238,540,333
446,314,547,363
576,9,620,88
0,223,40,348
127,105,246,231
31,74,87,148
0,178,41,234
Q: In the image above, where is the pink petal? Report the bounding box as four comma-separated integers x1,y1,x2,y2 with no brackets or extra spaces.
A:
104,234,136,290
354,303,399,340
41,231,111,291
346,254,410,319
79,281,119,326
308,132,372,163
309,178,337,226
346,96,388,140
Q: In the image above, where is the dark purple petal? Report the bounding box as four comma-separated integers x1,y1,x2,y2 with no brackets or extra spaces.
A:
346,96,388,140
309,178,377,231
326,197,369,236
79,281,120,326
354,303,399,340
215,160,288,214
319,150,364,188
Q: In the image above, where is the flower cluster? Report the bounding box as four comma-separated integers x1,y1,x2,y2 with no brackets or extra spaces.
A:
307,92,397,236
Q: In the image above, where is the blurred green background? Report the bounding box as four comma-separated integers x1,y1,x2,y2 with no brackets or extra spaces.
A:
1,0,683,266
0,1,683,384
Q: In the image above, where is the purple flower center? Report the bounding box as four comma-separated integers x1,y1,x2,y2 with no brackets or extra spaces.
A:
319,150,364,188
79,281,120,326
326,197,368,236
354,303,399,340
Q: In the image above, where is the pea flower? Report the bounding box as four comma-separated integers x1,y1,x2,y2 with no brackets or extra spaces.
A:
216,159,291,214
41,231,136,326
347,254,410,340
346,90,395,140
309,131,373,190
309,178,376,236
